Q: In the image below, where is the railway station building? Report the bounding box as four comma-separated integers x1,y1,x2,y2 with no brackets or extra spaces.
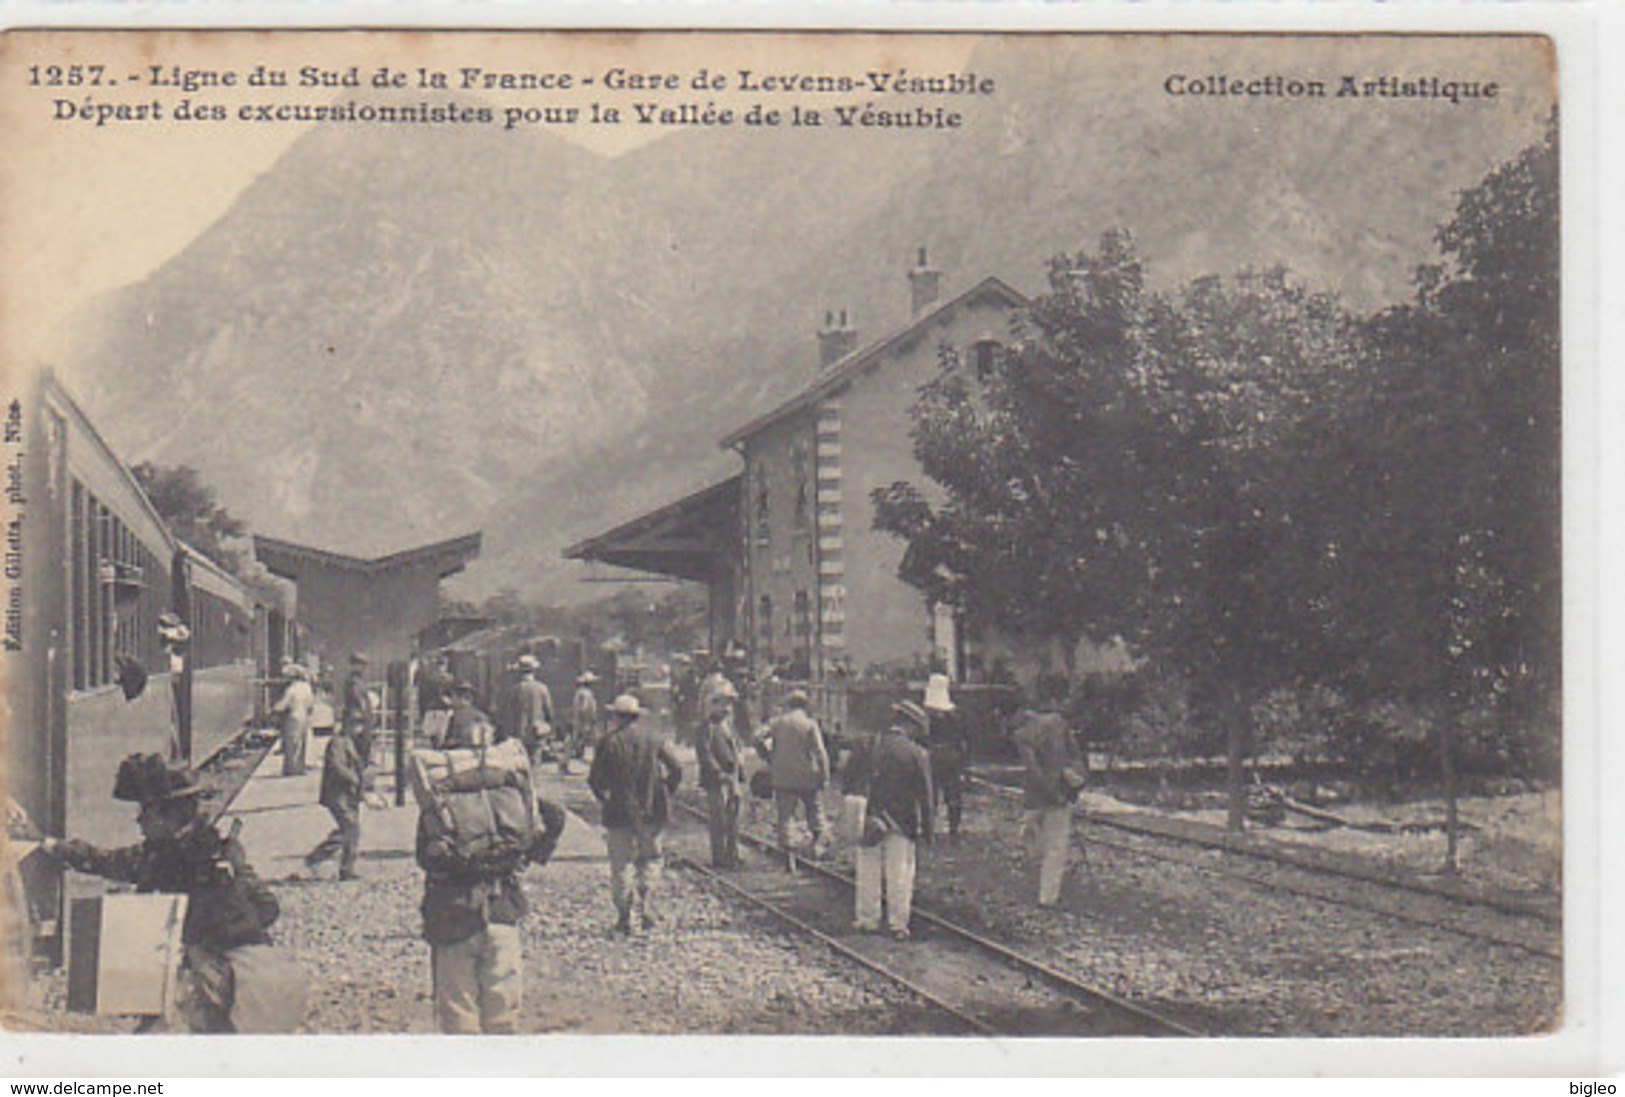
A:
568,251,1028,686
253,532,482,667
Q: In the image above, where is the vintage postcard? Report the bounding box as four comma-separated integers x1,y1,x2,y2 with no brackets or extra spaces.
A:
0,15,1597,1076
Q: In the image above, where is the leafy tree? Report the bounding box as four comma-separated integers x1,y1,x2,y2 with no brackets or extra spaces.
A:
876,232,1358,826
1330,118,1560,861
130,462,249,572
875,120,1557,835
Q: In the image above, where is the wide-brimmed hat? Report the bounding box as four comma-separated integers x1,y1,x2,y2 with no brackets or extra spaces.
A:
156,614,190,643
282,662,306,679
785,688,811,709
516,654,540,671
113,753,206,805
891,699,930,731
576,671,600,685
610,694,642,717
924,673,955,713
349,652,369,666
448,679,475,697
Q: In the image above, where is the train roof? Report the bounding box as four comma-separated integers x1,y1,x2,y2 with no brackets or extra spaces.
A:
178,542,255,612
38,372,179,560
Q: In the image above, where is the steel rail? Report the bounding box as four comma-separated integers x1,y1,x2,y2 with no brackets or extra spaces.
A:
673,798,1203,1038
968,773,1562,959
194,726,276,823
668,850,997,1036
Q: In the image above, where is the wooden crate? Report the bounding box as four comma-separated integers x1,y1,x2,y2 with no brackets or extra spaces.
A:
67,893,187,1016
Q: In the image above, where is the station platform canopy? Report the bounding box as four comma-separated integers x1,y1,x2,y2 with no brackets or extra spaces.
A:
564,476,740,584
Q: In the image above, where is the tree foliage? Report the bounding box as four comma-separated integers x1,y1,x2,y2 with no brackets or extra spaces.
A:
130,461,249,572
873,118,1559,778
874,231,1355,711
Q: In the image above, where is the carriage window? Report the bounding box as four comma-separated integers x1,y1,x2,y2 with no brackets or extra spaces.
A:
70,481,87,691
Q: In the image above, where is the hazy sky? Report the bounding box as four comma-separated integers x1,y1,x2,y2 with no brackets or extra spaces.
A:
0,30,1551,370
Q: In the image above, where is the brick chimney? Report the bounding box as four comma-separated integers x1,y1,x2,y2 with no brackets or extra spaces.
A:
909,246,940,316
817,309,858,368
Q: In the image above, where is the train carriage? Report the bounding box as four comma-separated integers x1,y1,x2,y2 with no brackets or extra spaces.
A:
7,374,278,951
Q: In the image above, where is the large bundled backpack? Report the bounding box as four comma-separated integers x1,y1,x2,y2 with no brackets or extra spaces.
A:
409,738,537,875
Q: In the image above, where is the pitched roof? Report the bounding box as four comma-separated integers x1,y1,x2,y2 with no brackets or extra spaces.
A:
718,276,1027,449
254,531,482,580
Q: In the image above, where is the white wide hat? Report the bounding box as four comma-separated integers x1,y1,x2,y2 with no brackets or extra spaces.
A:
611,694,642,717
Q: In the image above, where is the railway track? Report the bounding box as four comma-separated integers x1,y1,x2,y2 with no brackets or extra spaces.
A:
667,796,1203,1038
967,772,1561,961
194,725,279,823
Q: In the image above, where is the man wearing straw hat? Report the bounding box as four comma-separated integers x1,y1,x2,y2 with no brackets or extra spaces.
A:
504,654,556,768
695,677,745,869
40,753,288,1031
588,694,683,935
571,671,601,763
844,701,934,940
272,663,316,777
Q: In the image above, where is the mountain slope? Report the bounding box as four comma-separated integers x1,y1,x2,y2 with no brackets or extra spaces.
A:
57,36,1552,600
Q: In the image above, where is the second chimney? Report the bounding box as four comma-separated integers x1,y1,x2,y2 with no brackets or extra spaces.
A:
909,246,941,315
818,309,858,368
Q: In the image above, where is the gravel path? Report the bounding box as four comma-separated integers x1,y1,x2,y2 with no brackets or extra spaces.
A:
261,791,947,1035
13,752,1561,1038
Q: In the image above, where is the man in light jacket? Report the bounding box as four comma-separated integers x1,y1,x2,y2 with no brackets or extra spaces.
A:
1013,682,1085,908
757,689,832,861
272,663,316,777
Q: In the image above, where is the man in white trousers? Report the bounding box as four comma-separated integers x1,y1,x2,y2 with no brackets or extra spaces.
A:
845,700,934,940
1013,685,1084,908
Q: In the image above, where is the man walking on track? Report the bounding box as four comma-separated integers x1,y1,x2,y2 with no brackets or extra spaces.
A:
571,671,600,763
845,700,934,940
504,654,556,768
273,663,316,777
695,678,745,868
588,694,683,935
1013,682,1085,909
757,689,832,862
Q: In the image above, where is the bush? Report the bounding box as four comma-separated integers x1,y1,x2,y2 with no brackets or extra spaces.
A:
1250,684,1345,765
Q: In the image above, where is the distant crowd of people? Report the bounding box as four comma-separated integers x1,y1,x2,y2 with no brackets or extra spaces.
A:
35,641,1088,1035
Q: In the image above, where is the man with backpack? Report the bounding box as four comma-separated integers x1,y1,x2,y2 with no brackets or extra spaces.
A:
415,771,565,1035
588,694,683,935
1013,679,1087,909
